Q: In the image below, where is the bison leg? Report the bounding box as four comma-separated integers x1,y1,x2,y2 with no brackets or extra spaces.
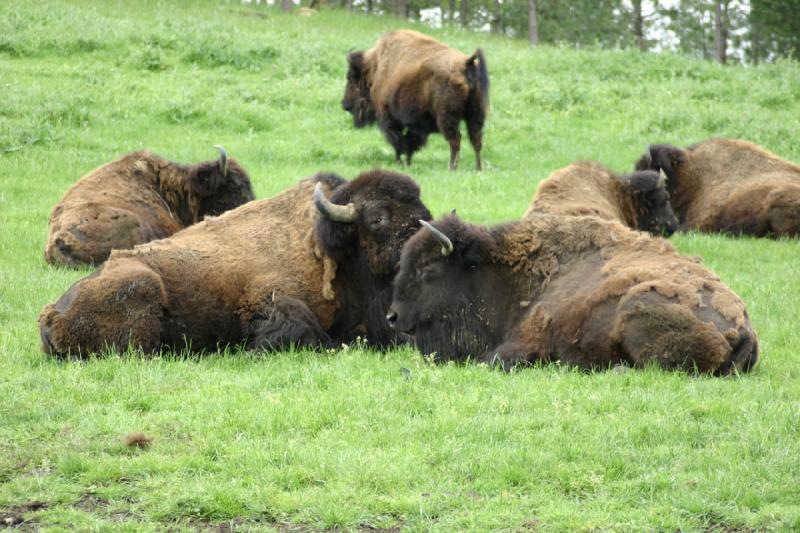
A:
45,206,154,268
404,130,428,166
379,117,406,165
38,259,166,357
243,295,332,352
466,117,484,171
612,289,757,374
480,341,537,372
437,118,461,171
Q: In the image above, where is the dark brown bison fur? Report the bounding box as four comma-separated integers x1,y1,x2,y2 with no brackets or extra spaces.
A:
45,148,254,268
342,29,489,170
39,170,431,357
636,138,800,237
388,213,758,375
525,161,678,236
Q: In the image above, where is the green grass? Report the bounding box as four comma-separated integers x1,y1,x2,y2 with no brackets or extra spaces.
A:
1,0,800,531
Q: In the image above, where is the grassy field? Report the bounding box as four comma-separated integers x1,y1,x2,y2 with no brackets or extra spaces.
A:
2,0,800,531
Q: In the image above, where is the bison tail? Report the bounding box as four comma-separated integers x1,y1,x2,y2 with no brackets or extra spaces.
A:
465,49,489,99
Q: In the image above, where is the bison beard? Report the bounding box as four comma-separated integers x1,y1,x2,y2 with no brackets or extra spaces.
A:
408,296,494,363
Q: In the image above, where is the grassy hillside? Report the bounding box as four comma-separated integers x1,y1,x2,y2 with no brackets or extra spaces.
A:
1,0,799,531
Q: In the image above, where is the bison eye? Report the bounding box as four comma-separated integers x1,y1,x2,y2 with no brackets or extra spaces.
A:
369,215,388,230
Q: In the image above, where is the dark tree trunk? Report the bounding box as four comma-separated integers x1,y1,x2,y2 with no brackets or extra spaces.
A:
366,0,373,13
715,0,729,64
632,0,645,50
490,0,503,34
528,0,539,45
448,0,456,24
460,0,468,28
282,0,293,11
396,0,407,18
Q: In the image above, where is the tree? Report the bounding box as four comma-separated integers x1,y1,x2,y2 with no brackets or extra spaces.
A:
750,0,800,62
528,0,539,44
714,0,729,64
396,0,408,18
282,0,293,11
460,0,469,28
632,0,645,50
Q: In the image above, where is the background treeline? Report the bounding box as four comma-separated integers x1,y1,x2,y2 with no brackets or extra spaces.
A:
271,0,799,64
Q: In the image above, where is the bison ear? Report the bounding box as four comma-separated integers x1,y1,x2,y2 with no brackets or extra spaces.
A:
645,144,685,182
626,171,660,195
347,51,364,76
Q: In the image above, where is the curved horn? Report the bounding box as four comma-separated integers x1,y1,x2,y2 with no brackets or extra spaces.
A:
657,168,668,187
314,182,357,223
420,220,453,257
214,145,228,177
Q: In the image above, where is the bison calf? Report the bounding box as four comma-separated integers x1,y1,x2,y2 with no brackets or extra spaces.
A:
388,213,758,375
525,161,678,236
45,146,254,268
39,170,431,357
343,30,489,171
636,138,800,237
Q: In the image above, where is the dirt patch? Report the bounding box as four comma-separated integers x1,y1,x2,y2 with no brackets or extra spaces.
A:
0,501,47,530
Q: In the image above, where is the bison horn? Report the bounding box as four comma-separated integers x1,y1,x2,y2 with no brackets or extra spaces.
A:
314,183,357,223
420,220,453,257
214,145,228,177
657,168,668,187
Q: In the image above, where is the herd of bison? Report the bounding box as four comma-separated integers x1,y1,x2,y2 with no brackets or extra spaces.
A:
38,30,800,376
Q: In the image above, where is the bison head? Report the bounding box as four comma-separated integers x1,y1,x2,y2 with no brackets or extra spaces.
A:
187,146,255,219
342,51,376,128
314,169,431,275
623,169,679,236
387,215,499,361
314,169,431,347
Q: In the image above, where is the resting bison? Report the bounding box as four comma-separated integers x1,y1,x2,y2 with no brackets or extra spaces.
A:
525,161,678,236
342,29,489,170
387,213,758,375
635,138,800,237
45,146,254,268
39,170,431,357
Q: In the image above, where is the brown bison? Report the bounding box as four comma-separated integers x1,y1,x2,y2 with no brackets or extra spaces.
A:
342,29,489,171
636,138,800,237
387,213,758,375
525,161,679,236
39,170,431,357
45,146,254,268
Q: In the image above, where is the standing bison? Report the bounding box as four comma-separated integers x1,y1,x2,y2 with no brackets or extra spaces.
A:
39,170,431,357
45,146,254,268
387,213,758,375
342,30,489,170
525,161,678,236
635,138,800,237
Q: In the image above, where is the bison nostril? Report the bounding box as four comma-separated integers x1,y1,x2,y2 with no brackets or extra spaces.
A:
386,310,398,327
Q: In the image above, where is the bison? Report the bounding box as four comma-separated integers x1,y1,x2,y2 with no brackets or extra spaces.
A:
342,29,489,171
525,161,678,236
387,213,758,375
635,138,800,237
45,146,254,268
38,170,431,357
